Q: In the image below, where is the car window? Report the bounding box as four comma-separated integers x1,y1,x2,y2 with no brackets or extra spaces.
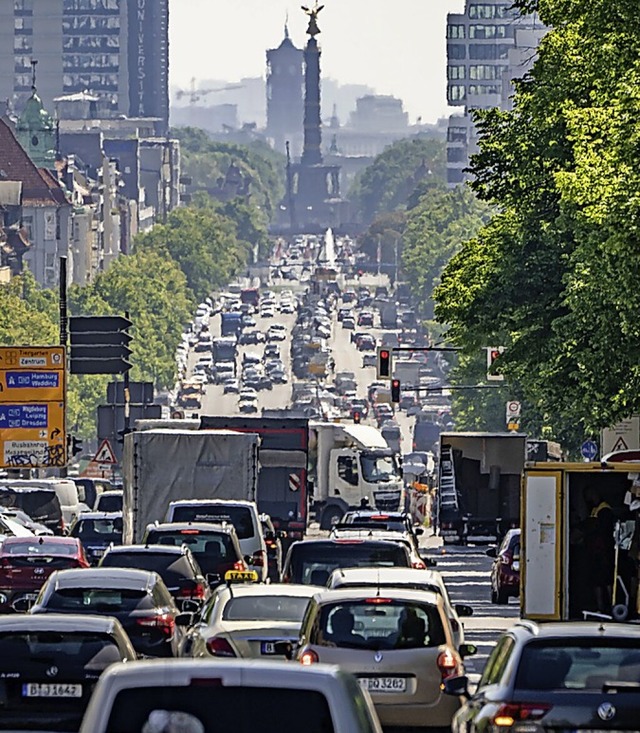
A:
46,588,153,612
290,543,410,584
106,687,335,733
222,596,310,622
170,505,254,540
479,635,516,687
312,600,445,650
145,530,238,575
97,495,123,512
0,631,123,667
102,552,195,584
516,640,640,690
71,519,122,541
4,540,77,556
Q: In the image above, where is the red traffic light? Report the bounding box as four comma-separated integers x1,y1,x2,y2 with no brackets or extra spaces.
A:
353,411,361,424
378,348,392,378
391,379,401,403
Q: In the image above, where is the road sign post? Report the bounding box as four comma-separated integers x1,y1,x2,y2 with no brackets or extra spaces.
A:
0,346,66,469
69,316,133,375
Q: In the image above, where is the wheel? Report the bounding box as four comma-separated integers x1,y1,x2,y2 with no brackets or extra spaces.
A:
496,586,509,605
320,506,344,530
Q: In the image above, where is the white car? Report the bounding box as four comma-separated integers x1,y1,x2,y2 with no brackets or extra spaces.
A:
79,659,382,733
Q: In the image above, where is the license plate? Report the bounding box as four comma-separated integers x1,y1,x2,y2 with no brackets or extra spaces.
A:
358,677,407,693
22,683,82,698
261,641,278,655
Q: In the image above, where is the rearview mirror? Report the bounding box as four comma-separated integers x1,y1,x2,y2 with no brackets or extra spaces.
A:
175,612,195,627
180,600,201,614
442,675,469,698
273,641,293,659
485,546,497,558
458,643,477,659
206,573,221,586
455,603,474,618
12,597,34,613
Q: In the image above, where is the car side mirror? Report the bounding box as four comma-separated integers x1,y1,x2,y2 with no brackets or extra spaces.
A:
415,528,424,536
12,597,34,613
485,546,497,558
458,643,477,659
175,612,195,628
273,641,294,659
244,555,255,566
180,600,201,614
455,603,474,618
206,573,221,586
442,675,469,698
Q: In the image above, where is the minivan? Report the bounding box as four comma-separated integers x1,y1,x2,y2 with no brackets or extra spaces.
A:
165,499,268,581
0,485,64,535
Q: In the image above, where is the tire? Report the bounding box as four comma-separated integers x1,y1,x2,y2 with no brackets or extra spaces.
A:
496,586,509,605
320,505,344,530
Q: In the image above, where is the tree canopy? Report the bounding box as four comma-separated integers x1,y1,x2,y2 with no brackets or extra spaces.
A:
435,0,640,437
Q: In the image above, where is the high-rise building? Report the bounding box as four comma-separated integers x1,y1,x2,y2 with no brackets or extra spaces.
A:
266,24,304,157
0,0,169,131
445,0,546,186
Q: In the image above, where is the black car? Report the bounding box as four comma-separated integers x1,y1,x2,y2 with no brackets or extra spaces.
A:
99,544,211,608
445,620,640,732
31,567,184,657
260,513,283,582
0,614,136,732
68,512,123,565
282,538,412,585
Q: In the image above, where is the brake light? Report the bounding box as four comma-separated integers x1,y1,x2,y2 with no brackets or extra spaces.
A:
370,515,389,520
180,530,201,535
251,550,266,567
501,552,513,566
365,597,392,604
265,540,277,548
491,703,551,726
436,649,462,682
300,649,319,665
206,636,236,657
334,539,364,544
177,583,206,600
412,560,427,570
136,612,175,637
233,560,247,571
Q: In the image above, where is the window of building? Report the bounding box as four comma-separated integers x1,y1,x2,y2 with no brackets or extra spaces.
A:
447,65,466,81
447,168,465,185
447,147,467,163
468,84,501,96
448,85,467,102
447,24,465,39
470,65,499,80
447,127,467,144
448,44,466,60
13,35,32,51
469,44,512,60
14,0,33,12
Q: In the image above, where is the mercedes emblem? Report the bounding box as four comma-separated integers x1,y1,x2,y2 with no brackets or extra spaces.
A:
597,702,616,721
45,666,59,678
374,651,383,663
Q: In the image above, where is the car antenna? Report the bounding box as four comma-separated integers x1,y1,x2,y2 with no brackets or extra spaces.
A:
38,536,44,545
376,569,381,597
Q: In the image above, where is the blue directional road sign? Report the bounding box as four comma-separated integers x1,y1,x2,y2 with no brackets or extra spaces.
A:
581,439,598,461
0,404,48,429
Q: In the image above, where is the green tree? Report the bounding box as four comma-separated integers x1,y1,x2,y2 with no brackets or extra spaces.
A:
0,275,57,346
435,0,640,439
350,137,446,224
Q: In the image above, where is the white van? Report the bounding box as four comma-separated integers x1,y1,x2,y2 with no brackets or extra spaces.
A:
0,479,90,529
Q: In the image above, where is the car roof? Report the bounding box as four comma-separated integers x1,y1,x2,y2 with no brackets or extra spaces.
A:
52,567,157,590
289,538,409,550
2,536,78,547
76,512,122,520
0,613,120,634
311,587,441,605
218,583,319,599
512,620,640,639
330,529,411,544
100,490,123,496
105,544,189,556
345,511,408,520
329,566,443,586
169,499,256,508
148,522,236,535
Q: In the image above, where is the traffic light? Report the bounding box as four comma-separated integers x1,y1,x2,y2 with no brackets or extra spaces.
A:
377,346,392,380
486,346,504,382
391,379,401,403
67,435,83,458
353,411,361,424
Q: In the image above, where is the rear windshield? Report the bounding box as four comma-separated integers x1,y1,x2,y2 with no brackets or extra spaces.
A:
516,640,640,690
312,600,445,650
171,505,254,540
106,687,334,733
101,552,195,585
145,530,238,574
0,490,60,522
222,596,310,622
46,588,151,613
4,541,77,556
70,519,122,542
97,495,123,513
0,631,122,669
289,543,409,585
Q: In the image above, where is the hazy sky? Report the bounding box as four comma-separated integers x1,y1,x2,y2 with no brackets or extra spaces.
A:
169,0,466,124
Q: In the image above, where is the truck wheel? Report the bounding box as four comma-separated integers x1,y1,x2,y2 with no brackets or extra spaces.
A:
320,506,344,530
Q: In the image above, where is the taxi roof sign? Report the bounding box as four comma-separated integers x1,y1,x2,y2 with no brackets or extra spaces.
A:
224,569,259,583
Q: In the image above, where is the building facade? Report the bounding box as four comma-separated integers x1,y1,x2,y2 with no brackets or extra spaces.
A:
446,0,546,186
0,0,169,131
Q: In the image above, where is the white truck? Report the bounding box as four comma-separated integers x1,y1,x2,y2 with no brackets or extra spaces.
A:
309,422,405,529
122,428,260,543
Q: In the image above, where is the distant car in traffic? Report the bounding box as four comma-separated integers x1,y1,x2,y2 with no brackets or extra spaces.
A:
487,528,521,604
68,512,123,565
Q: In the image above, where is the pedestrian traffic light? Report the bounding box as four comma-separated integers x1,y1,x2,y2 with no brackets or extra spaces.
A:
391,379,401,403
486,346,504,382
353,411,361,424
377,347,392,380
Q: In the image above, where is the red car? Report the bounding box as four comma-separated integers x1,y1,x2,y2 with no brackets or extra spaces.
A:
0,536,89,612
487,528,521,604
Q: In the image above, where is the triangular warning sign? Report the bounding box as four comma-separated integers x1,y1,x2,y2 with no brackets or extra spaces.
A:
93,439,117,465
612,436,629,452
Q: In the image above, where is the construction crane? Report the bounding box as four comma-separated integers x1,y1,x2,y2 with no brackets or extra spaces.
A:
175,78,243,105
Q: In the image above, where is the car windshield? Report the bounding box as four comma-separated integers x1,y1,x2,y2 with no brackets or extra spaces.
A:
290,543,409,585
221,595,310,622
46,587,151,612
170,505,253,539
71,519,122,541
360,455,398,482
101,552,196,586
105,687,335,733
4,541,76,556
516,640,640,690
98,495,122,512
0,631,122,668
313,600,445,650
145,530,237,575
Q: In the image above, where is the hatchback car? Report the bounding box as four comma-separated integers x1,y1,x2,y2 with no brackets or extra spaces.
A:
68,512,123,565
94,490,123,513
0,614,136,732
297,588,473,729
487,528,520,604
79,659,382,733
282,539,412,586
180,583,318,660
142,522,247,585
31,567,184,657
446,620,640,733
99,544,210,608
0,536,89,613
